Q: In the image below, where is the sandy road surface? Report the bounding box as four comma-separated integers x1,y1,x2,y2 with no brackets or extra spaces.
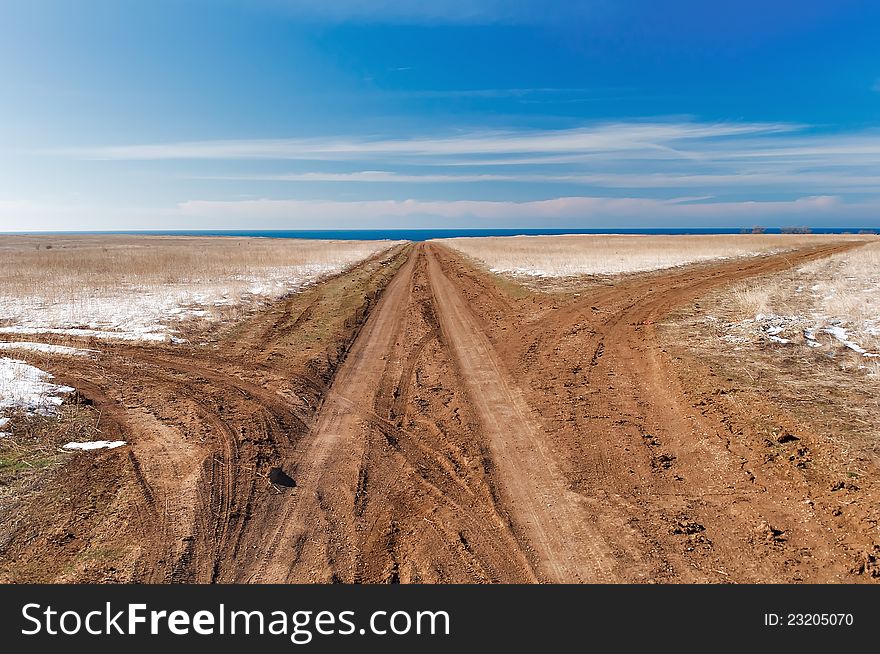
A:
2,239,875,583
426,247,614,582
244,252,417,582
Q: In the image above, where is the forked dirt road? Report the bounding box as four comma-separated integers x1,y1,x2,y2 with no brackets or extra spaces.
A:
2,239,874,583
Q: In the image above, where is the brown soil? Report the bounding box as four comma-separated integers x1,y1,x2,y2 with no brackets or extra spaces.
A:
1,239,875,583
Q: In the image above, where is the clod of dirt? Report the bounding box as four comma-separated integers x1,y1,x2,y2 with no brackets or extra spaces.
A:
673,516,711,551
850,546,880,578
68,391,94,406
652,453,676,469
268,467,296,488
672,519,705,535
776,432,799,444
756,521,787,544
789,445,811,468
46,530,76,546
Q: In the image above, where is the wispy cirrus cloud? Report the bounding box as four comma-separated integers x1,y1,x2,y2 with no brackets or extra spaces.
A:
34,119,880,210
3,194,875,232
44,121,799,162
176,194,850,224
196,169,880,191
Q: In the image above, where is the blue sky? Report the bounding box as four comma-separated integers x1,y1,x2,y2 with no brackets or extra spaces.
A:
2,0,880,230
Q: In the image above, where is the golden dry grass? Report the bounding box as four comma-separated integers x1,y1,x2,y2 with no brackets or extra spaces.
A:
0,234,393,294
0,234,399,337
437,233,865,278
726,240,880,358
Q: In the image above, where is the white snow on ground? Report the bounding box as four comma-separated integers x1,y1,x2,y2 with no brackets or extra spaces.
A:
0,357,74,425
803,328,823,348
823,325,879,357
0,341,96,356
62,440,126,451
719,314,879,358
0,259,390,343
487,257,750,278
0,416,9,437
489,267,553,278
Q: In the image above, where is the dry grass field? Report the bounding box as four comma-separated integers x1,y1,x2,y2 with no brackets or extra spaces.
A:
0,235,399,342
437,233,865,279
724,241,880,363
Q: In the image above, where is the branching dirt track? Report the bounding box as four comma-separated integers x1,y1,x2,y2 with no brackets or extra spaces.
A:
1,239,875,583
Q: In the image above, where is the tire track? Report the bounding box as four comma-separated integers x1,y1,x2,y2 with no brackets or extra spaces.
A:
244,252,418,583
425,244,616,583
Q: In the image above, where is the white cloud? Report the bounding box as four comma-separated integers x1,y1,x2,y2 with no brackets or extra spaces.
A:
45,121,797,162
176,194,853,224
198,169,880,190
16,119,880,228
42,120,880,198
2,194,875,231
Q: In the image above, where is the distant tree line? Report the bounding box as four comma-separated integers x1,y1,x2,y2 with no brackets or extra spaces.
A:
739,226,815,234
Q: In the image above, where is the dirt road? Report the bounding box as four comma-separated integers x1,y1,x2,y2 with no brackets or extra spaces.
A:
244,252,418,583
426,249,614,582
2,239,874,583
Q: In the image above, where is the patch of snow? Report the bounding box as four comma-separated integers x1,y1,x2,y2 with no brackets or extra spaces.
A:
0,341,96,356
62,440,126,451
824,325,849,341
0,357,74,418
492,267,551,277
767,335,790,344
766,326,784,336
822,326,879,357
803,328,823,348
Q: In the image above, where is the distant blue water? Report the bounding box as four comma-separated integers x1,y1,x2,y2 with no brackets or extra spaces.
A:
24,227,879,241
